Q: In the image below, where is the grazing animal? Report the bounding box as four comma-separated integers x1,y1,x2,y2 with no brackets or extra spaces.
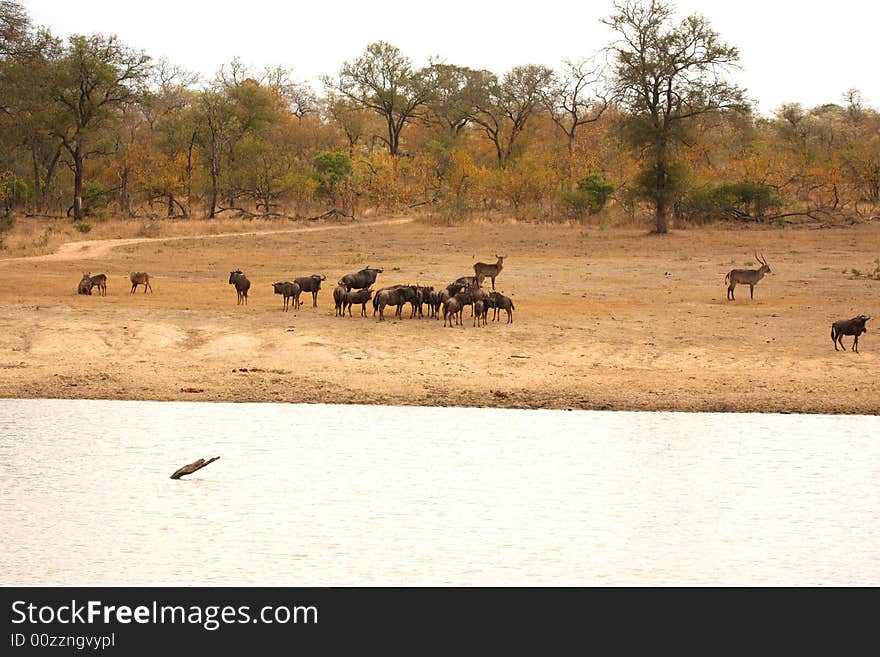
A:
442,297,461,327
333,284,348,317
489,292,515,324
725,253,771,301
78,273,92,295
831,315,870,353
85,272,107,296
294,274,326,307
272,281,300,311
474,255,505,290
129,271,153,294
339,267,383,291
229,270,250,305
344,287,374,317
473,299,487,327
454,275,479,288
374,285,418,321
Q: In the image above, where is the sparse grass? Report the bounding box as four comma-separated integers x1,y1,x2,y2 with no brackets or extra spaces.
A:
851,268,862,278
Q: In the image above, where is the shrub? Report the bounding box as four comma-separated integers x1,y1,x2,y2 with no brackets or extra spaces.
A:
677,181,784,223
74,221,92,234
558,174,616,217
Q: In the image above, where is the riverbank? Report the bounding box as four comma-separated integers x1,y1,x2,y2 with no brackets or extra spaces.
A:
0,217,877,413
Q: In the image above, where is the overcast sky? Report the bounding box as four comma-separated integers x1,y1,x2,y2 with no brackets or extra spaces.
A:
21,0,880,115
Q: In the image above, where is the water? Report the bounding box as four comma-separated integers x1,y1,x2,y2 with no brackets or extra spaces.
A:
0,399,877,586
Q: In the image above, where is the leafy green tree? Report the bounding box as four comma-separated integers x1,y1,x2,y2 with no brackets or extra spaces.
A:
604,0,746,232
49,34,151,219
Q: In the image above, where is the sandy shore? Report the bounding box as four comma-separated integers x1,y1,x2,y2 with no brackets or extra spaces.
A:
1,217,877,414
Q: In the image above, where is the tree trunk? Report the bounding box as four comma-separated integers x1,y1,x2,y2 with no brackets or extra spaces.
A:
73,142,84,221
654,138,669,234
209,149,219,219
167,193,175,218
186,132,196,218
170,456,220,479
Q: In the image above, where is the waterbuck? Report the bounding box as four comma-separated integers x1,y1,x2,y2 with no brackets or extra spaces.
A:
129,271,153,294
229,270,250,305
725,253,771,301
294,274,326,307
474,255,505,290
272,281,300,311
86,272,107,296
339,267,383,291
831,315,870,353
78,273,92,295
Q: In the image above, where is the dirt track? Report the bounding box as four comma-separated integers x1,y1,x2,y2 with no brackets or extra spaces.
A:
0,217,877,413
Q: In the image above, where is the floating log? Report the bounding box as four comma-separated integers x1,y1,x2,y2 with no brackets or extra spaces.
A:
170,456,220,479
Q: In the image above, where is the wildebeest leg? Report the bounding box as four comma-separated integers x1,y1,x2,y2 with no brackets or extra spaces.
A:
833,333,839,351
853,335,859,353
749,284,754,300
491,276,496,290
312,291,318,307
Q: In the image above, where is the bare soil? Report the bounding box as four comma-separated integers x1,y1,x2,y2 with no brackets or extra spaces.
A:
1,217,877,414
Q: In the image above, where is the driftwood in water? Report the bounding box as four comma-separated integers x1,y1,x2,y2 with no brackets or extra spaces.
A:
170,456,220,479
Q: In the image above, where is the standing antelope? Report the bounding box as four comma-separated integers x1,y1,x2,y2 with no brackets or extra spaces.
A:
725,253,771,301
129,271,153,294
473,255,505,290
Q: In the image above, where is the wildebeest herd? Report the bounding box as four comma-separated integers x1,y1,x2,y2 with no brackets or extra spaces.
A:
74,252,871,351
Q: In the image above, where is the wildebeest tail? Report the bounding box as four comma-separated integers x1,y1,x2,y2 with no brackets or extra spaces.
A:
831,325,837,342
724,272,730,285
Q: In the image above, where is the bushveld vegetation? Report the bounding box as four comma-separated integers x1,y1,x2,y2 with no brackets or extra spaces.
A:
1,0,878,234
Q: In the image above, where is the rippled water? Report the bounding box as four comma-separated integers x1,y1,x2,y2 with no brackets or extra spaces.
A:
0,399,877,585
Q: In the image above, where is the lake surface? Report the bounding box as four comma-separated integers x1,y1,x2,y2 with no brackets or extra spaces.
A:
0,399,877,586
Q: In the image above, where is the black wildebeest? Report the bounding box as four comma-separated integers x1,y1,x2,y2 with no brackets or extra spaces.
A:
339,267,383,292
294,274,326,307
272,281,301,311
78,273,92,295
831,315,870,353
129,271,153,294
726,253,771,301
474,255,505,290
229,270,250,305
85,272,107,296
344,288,374,317
489,291,515,324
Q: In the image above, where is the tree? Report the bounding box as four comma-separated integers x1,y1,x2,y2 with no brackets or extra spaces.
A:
49,34,151,219
327,42,434,157
542,59,608,182
604,0,746,232
467,64,554,168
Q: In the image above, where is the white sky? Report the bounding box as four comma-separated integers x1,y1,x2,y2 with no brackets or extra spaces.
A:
21,0,880,115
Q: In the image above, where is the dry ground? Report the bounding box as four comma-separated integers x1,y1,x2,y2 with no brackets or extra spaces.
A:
0,216,877,413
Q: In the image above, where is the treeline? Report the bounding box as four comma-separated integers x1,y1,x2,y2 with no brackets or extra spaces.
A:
1,0,878,233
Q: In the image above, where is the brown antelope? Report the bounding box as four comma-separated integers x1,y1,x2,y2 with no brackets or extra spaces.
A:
86,273,107,296
725,253,771,301
129,271,153,294
473,255,505,290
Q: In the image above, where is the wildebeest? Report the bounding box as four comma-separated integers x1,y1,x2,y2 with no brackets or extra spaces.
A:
442,296,462,327
374,285,419,321
435,283,466,319
831,315,870,353
725,253,771,301
344,288,374,317
294,274,326,307
339,267,383,291
272,281,301,311
85,272,107,296
454,275,479,288
229,270,250,305
129,271,153,294
474,255,505,290
489,291,515,324
333,284,347,317
473,299,487,327
78,273,92,295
